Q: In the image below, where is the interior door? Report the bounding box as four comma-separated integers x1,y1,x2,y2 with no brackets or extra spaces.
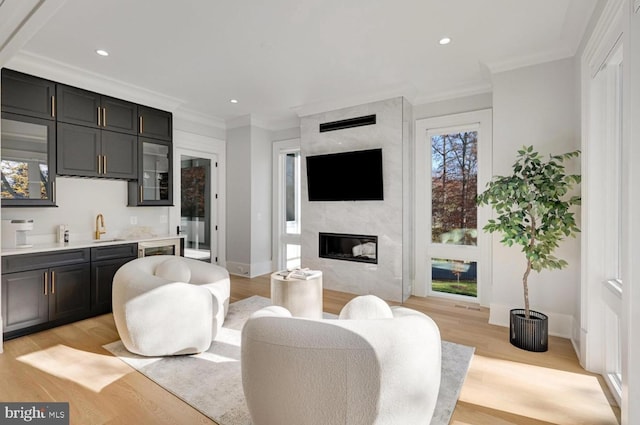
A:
180,153,217,262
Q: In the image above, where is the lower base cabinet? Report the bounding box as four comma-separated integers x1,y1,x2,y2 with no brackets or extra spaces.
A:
1,269,48,333
2,244,136,340
90,243,137,315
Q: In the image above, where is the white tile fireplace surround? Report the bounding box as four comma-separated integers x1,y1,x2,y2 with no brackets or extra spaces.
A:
300,97,412,302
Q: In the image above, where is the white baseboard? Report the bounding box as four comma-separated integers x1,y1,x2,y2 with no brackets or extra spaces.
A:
489,303,574,339
226,261,251,277
226,260,273,278
250,261,272,278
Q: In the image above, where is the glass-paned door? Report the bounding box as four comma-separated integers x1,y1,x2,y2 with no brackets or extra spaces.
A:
414,109,492,302
181,155,213,262
1,113,56,206
273,139,301,271
141,138,171,204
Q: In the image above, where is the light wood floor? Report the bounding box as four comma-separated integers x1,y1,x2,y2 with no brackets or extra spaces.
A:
0,274,620,425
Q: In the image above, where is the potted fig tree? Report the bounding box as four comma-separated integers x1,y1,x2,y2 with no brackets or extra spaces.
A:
476,146,581,352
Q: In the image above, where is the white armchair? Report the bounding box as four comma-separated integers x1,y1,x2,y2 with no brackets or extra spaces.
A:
241,295,441,425
112,255,230,356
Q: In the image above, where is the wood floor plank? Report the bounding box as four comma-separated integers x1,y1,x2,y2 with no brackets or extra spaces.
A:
0,273,620,425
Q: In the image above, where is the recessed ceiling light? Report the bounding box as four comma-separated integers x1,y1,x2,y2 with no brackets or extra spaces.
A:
96,49,109,57
230,99,239,104
439,37,451,45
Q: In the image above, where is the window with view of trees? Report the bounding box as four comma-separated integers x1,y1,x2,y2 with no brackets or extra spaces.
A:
431,131,478,246
1,160,48,199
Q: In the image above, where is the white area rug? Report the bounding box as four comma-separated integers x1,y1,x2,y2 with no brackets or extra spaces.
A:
104,296,474,425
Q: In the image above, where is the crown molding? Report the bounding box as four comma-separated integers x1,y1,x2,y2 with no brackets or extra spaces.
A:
485,46,575,75
6,51,185,112
412,82,493,106
581,0,624,78
174,107,226,131
225,114,301,131
0,0,67,67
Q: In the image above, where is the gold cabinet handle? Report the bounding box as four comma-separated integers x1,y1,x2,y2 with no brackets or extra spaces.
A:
51,271,55,294
51,180,55,203
97,155,102,174
44,273,48,295
139,185,143,203
139,116,143,134
51,95,56,118
103,107,107,127
98,107,102,126
103,155,107,174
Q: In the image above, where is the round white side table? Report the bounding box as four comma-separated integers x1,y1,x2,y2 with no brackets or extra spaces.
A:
270,271,323,319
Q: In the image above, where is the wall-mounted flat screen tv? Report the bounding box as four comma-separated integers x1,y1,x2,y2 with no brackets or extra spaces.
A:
306,148,383,201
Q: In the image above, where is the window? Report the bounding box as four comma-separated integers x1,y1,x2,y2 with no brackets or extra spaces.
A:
415,110,492,303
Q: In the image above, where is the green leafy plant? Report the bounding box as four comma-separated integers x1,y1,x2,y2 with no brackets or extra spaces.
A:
476,146,581,318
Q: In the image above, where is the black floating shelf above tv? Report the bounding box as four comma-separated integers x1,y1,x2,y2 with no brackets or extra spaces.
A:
319,114,376,132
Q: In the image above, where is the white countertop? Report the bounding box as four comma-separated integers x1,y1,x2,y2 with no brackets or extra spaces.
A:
1,235,185,256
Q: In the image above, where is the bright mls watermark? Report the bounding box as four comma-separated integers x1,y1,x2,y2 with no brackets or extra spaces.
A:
0,403,68,424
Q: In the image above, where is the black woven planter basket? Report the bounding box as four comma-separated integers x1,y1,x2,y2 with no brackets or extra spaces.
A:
510,309,548,352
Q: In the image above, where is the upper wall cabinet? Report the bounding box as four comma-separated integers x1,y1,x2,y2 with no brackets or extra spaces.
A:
1,112,57,207
1,69,57,207
138,106,172,141
57,85,138,135
57,123,137,180
1,69,56,120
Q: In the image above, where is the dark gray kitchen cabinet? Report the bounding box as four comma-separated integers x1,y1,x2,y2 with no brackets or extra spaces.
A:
1,248,91,340
1,68,56,120
128,137,173,206
90,243,136,314
56,84,138,135
47,263,91,322
57,122,137,179
138,105,172,141
1,269,49,333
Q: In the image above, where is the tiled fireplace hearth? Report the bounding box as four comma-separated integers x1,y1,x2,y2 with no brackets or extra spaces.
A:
319,232,378,264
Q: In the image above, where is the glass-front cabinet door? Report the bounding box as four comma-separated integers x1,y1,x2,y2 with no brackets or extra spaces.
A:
1,112,56,207
129,137,172,206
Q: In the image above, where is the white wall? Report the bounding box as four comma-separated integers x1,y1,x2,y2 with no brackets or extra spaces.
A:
490,58,581,337
250,126,273,275
225,121,273,277
2,178,170,243
226,125,252,274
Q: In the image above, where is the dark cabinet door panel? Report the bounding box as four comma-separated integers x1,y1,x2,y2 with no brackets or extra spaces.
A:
101,96,137,134
56,85,101,127
91,257,135,314
138,106,172,141
101,131,137,179
57,123,101,177
1,270,49,333
48,264,91,322
1,69,55,120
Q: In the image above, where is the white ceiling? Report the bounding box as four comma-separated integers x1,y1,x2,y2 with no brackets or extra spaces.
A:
2,0,598,127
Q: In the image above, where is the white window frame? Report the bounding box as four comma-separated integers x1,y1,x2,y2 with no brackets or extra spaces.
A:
414,109,492,305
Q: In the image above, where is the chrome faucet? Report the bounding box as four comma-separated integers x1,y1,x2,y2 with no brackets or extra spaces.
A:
95,213,106,240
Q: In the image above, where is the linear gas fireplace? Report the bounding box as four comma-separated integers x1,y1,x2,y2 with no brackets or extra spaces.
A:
319,232,378,264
